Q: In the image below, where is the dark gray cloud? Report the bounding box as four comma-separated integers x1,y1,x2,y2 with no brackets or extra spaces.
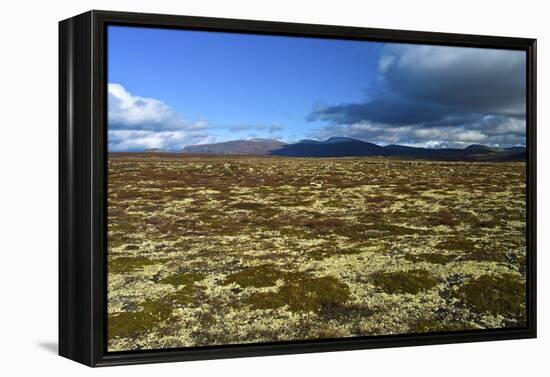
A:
308,44,526,148
380,44,526,116
308,96,458,126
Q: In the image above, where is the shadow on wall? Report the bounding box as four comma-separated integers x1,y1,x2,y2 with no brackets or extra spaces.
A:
37,341,58,354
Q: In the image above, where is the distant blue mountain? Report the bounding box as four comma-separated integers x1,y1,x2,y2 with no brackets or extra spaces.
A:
296,139,323,144
296,137,360,145
323,136,361,144
464,144,501,153
181,139,286,155
274,137,384,157
273,138,525,161
505,146,528,152
179,137,525,161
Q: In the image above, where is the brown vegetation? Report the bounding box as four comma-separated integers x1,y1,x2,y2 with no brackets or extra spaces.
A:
106,154,527,351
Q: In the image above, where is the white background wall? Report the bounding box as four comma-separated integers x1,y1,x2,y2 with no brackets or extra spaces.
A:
0,0,546,374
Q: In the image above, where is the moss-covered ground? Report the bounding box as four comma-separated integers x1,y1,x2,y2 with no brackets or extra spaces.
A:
106,154,527,351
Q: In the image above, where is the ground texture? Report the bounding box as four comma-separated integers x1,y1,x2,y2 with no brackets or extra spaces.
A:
107,154,527,352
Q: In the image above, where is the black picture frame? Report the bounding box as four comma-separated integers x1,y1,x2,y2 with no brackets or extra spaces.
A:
59,9,537,367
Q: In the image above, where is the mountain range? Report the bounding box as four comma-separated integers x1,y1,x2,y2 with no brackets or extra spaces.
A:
181,138,286,155
179,137,525,161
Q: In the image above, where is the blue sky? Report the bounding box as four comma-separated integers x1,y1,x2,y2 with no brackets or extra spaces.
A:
108,25,526,151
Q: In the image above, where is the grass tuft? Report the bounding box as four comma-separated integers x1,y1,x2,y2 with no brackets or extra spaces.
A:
108,256,157,274
245,276,351,313
371,269,439,294
453,273,525,317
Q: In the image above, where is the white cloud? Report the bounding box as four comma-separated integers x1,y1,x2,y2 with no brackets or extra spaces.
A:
378,55,395,73
227,123,284,134
310,116,525,149
482,116,525,135
108,130,216,152
413,128,487,143
108,83,212,151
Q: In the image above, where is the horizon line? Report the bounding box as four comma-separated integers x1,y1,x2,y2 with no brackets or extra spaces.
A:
108,137,527,153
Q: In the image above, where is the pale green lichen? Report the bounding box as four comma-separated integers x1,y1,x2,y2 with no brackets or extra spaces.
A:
107,155,527,351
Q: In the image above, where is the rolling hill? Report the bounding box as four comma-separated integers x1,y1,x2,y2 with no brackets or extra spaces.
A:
181,138,286,155
179,137,525,161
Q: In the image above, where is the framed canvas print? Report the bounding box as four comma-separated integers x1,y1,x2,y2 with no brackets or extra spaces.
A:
59,10,536,367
